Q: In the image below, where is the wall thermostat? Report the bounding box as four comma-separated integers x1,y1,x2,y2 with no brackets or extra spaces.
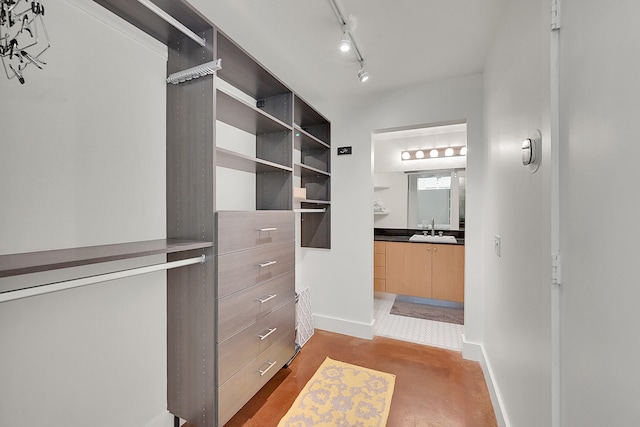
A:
521,130,541,173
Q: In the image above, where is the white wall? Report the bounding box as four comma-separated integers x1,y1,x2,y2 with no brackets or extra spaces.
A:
480,0,552,425
559,1,640,425
304,74,484,340
0,1,171,426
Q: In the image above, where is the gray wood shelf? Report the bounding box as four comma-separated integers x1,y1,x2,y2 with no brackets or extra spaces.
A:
217,147,293,174
295,163,331,177
0,239,212,279
217,89,292,136
294,125,330,150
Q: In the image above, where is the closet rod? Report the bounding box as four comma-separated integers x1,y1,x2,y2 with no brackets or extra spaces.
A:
135,0,206,47
0,254,206,303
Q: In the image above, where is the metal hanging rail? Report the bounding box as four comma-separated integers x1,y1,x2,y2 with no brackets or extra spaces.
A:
0,254,206,303
135,0,206,47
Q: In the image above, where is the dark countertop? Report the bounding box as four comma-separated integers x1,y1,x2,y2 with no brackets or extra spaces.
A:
374,228,465,245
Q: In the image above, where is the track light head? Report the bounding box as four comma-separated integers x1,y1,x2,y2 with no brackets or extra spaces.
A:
339,32,351,52
357,67,369,83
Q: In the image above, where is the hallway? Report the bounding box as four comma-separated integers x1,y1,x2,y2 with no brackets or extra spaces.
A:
212,330,496,427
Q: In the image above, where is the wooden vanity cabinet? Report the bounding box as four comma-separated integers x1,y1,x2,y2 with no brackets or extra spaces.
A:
383,241,464,303
431,244,465,303
385,242,432,298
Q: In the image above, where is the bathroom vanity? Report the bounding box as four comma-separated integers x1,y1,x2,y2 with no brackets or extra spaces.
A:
374,229,465,303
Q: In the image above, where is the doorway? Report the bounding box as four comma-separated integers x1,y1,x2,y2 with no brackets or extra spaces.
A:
372,122,467,351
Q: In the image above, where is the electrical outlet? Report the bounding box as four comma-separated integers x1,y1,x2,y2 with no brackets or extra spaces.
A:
494,236,501,257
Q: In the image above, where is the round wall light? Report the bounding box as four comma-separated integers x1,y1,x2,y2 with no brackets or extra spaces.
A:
522,129,542,173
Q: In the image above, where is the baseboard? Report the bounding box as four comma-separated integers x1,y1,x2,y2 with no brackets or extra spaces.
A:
313,313,375,340
143,411,176,427
462,335,509,427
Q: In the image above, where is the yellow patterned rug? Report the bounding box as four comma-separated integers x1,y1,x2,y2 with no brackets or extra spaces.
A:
278,357,396,427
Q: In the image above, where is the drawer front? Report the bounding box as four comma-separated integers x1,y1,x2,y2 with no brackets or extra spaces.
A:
218,270,295,342
374,253,386,267
218,299,295,386
218,332,295,426
374,241,386,254
216,210,294,255
374,278,386,292
217,241,294,298
374,265,386,280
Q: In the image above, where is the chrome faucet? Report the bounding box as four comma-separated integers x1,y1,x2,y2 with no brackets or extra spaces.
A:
431,218,435,236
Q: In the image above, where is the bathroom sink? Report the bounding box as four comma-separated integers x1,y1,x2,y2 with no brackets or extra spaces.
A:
409,234,458,243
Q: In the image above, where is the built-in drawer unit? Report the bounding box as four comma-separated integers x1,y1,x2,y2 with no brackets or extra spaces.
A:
217,333,295,426
216,210,294,254
217,241,294,298
218,270,295,342
218,298,295,385
215,210,296,425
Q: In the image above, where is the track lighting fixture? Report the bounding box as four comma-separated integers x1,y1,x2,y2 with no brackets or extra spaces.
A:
328,0,370,84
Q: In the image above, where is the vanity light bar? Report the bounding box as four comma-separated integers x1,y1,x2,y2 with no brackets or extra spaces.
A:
400,146,467,161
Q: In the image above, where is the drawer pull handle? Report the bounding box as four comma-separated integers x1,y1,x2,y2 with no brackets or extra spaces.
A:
258,260,277,268
259,327,277,340
259,294,277,304
259,360,277,376
258,227,277,232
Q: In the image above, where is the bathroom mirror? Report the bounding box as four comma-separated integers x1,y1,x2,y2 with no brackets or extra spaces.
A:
373,168,465,230
407,169,465,230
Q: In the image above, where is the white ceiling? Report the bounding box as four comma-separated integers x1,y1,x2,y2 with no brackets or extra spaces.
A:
192,0,508,106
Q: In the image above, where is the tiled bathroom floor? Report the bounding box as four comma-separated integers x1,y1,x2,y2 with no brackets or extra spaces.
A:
374,293,464,351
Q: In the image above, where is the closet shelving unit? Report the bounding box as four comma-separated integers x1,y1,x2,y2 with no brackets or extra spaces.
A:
215,32,294,212
294,96,332,248
87,1,331,426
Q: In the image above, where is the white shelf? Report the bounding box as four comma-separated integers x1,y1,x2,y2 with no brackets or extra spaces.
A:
374,210,390,215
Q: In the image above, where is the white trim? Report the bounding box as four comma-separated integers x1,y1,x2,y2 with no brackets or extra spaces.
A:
461,334,483,361
550,13,562,427
313,314,375,340
463,336,510,427
143,411,176,427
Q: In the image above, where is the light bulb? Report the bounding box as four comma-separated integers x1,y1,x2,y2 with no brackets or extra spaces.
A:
339,33,351,52
445,148,454,157
430,149,439,158
415,150,425,159
460,146,467,156
401,151,411,160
